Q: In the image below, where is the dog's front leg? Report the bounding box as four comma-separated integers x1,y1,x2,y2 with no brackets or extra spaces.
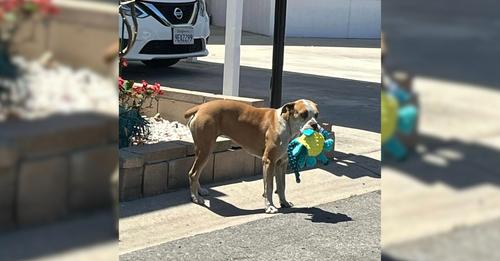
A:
276,160,293,208
262,157,278,214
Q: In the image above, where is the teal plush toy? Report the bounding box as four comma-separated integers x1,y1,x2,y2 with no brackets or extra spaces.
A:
288,125,334,183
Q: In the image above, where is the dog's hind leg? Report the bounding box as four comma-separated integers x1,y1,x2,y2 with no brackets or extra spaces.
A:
188,117,216,205
188,148,212,204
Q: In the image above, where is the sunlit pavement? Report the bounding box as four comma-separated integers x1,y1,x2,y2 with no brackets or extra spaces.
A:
121,191,380,261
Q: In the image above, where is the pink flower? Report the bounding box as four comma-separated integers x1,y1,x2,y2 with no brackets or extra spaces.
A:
120,57,128,68
118,77,125,90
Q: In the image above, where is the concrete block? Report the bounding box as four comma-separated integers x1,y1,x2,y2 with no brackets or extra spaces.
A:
69,145,117,211
159,87,207,104
124,142,186,163
0,143,19,168
213,149,255,182
17,156,69,226
158,99,199,123
119,167,143,201
141,97,159,117
175,137,232,156
120,149,144,168
143,162,168,197
204,94,265,108
0,114,111,159
0,167,16,230
168,155,214,190
106,116,119,143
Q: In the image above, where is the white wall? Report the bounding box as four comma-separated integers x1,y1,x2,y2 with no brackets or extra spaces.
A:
207,0,380,38
242,0,273,36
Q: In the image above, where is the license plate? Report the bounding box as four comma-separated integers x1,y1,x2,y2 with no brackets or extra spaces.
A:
173,27,194,45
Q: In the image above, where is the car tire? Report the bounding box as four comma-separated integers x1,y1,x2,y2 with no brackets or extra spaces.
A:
142,59,180,68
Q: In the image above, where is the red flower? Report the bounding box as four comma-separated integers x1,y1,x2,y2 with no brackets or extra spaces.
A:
118,77,125,90
120,57,128,68
32,0,60,15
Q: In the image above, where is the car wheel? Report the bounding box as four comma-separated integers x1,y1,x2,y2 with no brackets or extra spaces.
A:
142,59,180,68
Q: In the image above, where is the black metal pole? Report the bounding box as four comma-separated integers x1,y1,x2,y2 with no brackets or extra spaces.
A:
270,0,287,108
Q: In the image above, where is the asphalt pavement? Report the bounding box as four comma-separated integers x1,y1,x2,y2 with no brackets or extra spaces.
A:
121,191,381,261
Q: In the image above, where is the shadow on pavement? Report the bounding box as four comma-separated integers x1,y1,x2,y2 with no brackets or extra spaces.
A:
381,252,406,261
281,207,353,224
385,134,500,189
207,195,352,225
325,150,381,179
123,60,380,133
120,187,228,218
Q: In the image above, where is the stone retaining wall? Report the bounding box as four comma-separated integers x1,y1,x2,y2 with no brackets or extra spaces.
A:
119,87,265,201
0,113,117,231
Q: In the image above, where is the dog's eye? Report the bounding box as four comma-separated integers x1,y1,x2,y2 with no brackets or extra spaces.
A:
314,112,319,119
300,111,308,119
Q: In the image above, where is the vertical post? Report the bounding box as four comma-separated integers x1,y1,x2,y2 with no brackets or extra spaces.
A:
270,0,287,108
223,0,244,96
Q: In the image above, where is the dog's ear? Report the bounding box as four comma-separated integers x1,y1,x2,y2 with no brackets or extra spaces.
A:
281,102,295,121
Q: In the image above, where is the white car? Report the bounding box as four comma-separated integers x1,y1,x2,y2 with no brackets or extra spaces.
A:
120,0,210,67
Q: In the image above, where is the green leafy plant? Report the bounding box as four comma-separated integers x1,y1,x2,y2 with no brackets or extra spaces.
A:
118,76,163,148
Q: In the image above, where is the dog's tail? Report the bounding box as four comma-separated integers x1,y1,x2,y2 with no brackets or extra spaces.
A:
184,105,200,127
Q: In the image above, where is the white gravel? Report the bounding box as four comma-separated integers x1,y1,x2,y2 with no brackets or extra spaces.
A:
144,115,193,144
0,56,116,121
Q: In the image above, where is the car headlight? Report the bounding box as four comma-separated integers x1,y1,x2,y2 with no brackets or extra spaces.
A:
198,0,207,17
122,4,149,19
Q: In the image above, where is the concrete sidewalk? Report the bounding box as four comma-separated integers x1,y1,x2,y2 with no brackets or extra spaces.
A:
119,126,380,254
121,191,381,261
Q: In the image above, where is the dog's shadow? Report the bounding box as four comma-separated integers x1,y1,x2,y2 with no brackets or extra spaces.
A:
206,192,352,224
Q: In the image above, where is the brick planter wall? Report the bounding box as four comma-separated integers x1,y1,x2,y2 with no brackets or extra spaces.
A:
119,87,265,201
0,113,117,231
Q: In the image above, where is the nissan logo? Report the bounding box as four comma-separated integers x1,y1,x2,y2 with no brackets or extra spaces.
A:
174,8,183,20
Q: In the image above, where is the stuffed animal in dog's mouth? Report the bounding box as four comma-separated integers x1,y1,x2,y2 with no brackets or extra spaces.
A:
288,120,335,183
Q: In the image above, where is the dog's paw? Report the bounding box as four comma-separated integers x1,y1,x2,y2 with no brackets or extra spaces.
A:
198,187,209,196
191,195,205,205
280,201,294,208
265,205,279,214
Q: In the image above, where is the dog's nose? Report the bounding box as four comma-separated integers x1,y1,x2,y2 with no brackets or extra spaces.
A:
310,123,319,131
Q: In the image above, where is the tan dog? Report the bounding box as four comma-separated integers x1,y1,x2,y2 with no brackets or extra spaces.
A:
184,99,319,214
